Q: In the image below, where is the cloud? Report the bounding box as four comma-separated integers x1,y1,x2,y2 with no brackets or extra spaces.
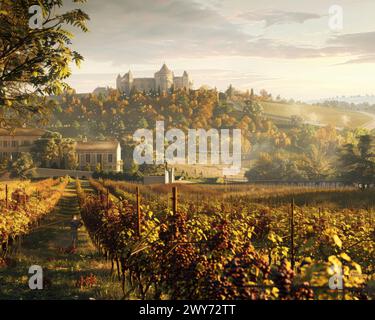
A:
68,0,331,63
238,9,322,27
70,0,252,63
341,56,375,64
327,31,375,64
65,0,375,65
328,31,375,50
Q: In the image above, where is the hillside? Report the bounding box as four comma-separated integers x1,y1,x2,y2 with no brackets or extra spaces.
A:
262,101,372,128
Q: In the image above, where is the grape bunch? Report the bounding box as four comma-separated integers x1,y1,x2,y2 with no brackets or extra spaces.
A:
294,282,314,300
158,211,197,299
159,211,188,242
253,208,273,241
272,258,295,299
219,245,271,299
208,218,232,251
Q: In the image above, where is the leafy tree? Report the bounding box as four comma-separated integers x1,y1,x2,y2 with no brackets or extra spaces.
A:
126,160,139,175
72,120,80,130
243,99,263,119
95,162,102,173
339,134,375,184
10,152,35,179
32,131,61,167
291,115,304,128
31,131,77,169
55,120,63,128
301,145,334,180
60,137,77,169
259,89,270,100
0,157,9,175
289,125,317,151
245,152,308,182
0,0,89,127
117,120,126,132
137,117,149,129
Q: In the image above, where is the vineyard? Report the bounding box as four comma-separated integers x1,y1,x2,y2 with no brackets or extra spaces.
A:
76,179,374,300
0,178,68,259
0,176,373,300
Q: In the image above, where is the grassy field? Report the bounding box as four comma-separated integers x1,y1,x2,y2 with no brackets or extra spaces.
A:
263,101,371,128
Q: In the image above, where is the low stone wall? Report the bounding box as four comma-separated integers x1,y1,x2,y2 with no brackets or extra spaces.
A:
143,176,167,185
35,168,93,179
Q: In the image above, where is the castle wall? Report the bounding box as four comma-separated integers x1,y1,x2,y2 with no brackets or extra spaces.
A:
117,66,190,94
133,78,155,92
118,79,132,94
155,74,174,92
173,77,183,89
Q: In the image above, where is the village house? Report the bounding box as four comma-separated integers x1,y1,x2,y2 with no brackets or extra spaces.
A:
76,140,123,172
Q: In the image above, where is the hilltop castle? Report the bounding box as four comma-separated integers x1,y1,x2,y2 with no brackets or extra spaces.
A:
116,64,191,95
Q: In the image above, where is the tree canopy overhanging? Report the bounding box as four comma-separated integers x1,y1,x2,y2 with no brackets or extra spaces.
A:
0,0,89,128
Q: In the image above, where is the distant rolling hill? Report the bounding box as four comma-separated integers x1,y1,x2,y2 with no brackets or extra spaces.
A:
309,95,375,105
262,101,372,129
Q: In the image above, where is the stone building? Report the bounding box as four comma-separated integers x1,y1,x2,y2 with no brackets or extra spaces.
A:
0,128,45,160
76,140,123,172
0,128,123,173
117,64,191,95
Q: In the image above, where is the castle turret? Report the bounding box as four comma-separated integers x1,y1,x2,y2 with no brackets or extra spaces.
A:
182,71,190,90
125,70,133,81
116,74,122,91
155,64,174,92
117,70,133,95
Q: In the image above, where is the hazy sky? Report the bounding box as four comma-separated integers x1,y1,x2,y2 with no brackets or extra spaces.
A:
65,0,375,100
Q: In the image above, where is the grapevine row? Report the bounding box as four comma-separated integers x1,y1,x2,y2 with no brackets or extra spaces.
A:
0,177,69,255
77,179,374,300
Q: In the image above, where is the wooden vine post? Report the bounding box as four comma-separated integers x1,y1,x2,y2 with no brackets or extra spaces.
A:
172,186,178,215
290,198,295,269
106,188,110,210
5,184,8,209
136,186,141,237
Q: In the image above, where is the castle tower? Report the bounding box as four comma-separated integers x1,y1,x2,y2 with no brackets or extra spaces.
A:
119,70,133,95
154,64,174,92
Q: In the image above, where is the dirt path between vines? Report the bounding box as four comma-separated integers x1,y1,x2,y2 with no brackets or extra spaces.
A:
0,181,122,300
